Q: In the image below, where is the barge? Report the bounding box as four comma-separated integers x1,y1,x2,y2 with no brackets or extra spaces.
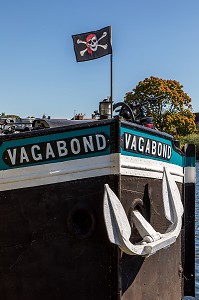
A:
0,103,195,299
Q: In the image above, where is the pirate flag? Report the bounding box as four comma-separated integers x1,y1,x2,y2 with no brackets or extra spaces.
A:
72,26,112,62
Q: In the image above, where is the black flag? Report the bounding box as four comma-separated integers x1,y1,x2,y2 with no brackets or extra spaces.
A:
72,26,112,62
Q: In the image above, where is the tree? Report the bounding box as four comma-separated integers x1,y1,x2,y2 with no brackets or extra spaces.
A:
3,114,20,119
125,76,196,136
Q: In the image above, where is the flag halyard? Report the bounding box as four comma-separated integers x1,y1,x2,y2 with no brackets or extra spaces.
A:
72,26,112,62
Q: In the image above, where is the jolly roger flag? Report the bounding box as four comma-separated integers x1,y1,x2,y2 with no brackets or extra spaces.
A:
72,26,112,62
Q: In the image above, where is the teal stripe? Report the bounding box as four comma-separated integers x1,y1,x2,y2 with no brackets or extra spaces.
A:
184,156,196,167
120,126,184,167
0,125,111,170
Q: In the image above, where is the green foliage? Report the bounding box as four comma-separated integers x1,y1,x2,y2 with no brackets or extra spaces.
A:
125,76,196,136
180,133,199,159
2,114,20,119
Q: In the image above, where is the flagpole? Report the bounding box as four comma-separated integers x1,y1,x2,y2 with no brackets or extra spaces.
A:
110,53,113,118
72,26,113,118
110,26,113,118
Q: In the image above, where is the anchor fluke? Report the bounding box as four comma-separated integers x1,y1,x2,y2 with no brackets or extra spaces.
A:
103,168,184,256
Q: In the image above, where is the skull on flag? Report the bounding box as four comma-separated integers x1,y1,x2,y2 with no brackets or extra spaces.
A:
72,26,112,62
77,32,108,56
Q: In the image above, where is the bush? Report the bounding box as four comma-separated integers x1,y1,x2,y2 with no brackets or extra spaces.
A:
180,133,199,160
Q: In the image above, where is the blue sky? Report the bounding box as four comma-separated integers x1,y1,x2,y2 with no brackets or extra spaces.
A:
0,0,199,119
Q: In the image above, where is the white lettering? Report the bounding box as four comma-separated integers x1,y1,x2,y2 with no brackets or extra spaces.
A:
7,148,17,165
83,136,94,152
138,137,144,152
157,143,162,157
31,145,42,161
96,134,106,150
57,141,68,157
145,139,151,154
167,146,172,159
20,147,29,163
162,144,167,158
46,143,55,159
71,138,81,154
130,136,137,151
125,133,131,149
151,140,157,155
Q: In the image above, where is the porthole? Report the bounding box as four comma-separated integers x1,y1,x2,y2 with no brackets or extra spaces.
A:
68,207,96,239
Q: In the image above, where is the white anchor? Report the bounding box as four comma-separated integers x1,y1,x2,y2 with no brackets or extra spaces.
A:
103,167,184,256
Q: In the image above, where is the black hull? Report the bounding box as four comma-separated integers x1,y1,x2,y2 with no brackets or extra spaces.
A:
0,174,183,299
0,118,195,299
0,175,119,300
